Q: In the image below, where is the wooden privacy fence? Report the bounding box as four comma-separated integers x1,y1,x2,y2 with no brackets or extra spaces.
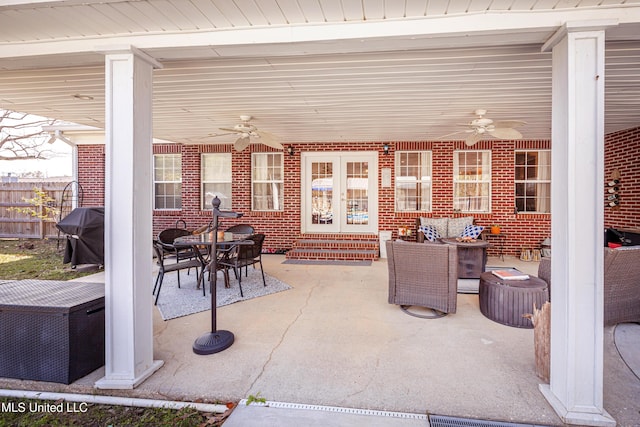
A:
0,182,76,239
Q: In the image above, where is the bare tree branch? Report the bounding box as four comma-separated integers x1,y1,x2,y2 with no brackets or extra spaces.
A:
0,110,59,161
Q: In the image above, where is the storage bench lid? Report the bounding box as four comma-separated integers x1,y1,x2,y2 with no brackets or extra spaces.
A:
0,280,104,313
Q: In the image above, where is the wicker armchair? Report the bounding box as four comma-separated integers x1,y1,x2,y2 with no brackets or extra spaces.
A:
538,257,551,301
537,247,640,325
386,241,458,318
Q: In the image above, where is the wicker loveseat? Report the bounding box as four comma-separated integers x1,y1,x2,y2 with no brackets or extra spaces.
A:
386,240,458,317
538,246,640,325
415,216,482,243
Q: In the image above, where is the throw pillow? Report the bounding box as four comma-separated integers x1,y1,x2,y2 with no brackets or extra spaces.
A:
419,225,441,242
419,217,448,239
448,216,474,238
460,224,484,239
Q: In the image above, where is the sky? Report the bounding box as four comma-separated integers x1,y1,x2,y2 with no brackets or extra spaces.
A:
0,110,74,178
0,138,72,178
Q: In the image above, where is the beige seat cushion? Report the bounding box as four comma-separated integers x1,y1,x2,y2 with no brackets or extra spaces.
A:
420,217,449,239
448,216,474,238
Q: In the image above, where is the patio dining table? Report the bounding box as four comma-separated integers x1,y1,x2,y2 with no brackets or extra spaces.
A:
173,232,254,288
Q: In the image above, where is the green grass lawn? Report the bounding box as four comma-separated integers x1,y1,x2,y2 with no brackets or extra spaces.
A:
0,238,98,281
0,238,232,426
0,397,231,426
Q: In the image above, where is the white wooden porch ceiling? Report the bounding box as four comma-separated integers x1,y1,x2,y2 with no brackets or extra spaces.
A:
0,0,639,144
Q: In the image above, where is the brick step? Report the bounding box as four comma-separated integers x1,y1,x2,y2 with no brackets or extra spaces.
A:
286,248,379,261
294,239,379,250
287,235,380,261
298,233,379,241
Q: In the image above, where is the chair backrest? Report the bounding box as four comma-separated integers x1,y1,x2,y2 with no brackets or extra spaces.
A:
538,257,551,298
239,233,265,261
537,248,640,325
158,228,192,247
225,224,255,235
604,246,640,325
386,240,458,314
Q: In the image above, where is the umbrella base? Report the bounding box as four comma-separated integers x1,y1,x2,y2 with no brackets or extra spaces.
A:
192,330,234,355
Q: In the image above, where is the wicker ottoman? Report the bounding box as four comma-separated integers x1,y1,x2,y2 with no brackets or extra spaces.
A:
0,280,105,384
479,272,549,328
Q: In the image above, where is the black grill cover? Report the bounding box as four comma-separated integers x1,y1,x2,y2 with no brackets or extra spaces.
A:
56,207,104,266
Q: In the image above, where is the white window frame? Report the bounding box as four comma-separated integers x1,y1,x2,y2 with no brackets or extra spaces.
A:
394,150,432,212
514,149,551,213
201,153,232,210
153,153,182,210
453,150,491,213
251,152,284,211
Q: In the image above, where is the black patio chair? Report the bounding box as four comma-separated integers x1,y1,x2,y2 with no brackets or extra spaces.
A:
218,233,266,297
224,224,256,275
157,227,197,280
152,240,205,305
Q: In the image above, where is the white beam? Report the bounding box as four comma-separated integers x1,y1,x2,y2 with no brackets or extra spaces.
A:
94,49,163,389
0,7,638,60
539,23,615,426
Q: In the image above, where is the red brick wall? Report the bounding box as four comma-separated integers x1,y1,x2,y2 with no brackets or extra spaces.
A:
76,144,105,207
76,129,639,255
604,127,640,231
391,140,552,256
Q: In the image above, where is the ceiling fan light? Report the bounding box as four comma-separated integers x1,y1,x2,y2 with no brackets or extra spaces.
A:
473,118,493,126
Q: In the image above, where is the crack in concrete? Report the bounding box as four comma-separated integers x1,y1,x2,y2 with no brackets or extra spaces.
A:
244,279,321,396
343,353,381,400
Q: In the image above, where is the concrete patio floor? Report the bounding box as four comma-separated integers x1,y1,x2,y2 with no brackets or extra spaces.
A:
1,255,639,426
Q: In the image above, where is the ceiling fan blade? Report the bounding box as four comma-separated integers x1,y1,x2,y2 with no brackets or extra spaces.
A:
219,127,240,133
260,140,284,150
188,132,234,141
234,136,251,151
492,120,526,129
256,131,283,149
438,130,469,139
465,132,482,146
489,127,523,140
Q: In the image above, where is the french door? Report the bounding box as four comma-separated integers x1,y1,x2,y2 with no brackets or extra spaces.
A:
302,152,378,234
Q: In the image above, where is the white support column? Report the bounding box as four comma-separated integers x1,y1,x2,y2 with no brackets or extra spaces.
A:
95,48,163,389
540,22,616,426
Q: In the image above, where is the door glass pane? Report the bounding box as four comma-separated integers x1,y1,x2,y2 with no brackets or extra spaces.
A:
311,162,333,225
346,161,368,225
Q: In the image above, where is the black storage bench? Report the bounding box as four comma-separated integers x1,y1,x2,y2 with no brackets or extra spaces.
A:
0,280,105,384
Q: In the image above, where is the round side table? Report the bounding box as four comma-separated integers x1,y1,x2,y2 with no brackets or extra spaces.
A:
479,272,549,328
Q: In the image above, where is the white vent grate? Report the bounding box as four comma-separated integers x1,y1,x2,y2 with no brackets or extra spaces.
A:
238,400,428,420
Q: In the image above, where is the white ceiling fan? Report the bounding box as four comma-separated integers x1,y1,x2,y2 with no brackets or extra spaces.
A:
217,115,283,152
441,109,526,146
